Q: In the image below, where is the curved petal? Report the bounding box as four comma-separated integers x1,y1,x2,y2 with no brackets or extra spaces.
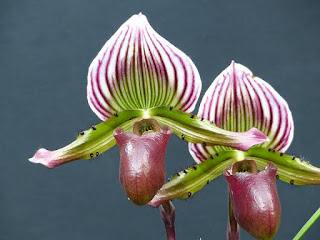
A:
150,147,320,206
29,109,144,168
244,147,320,185
87,13,202,121
189,61,294,162
149,150,244,207
149,106,268,151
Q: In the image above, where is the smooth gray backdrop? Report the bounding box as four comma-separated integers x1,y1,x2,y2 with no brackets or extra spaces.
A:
1,0,319,239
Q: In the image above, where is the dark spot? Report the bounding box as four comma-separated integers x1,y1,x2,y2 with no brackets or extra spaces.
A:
202,142,207,147
168,178,171,182
188,192,192,198
114,112,119,117
300,159,303,163
96,152,99,157
210,121,213,124
200,117,204,121
280,152,283,156
268,148,272,152
272,149,275,153
292,156,296,160
276,175,279,179
181,134,185,140
190,114,195,119
192,165,197,170
129,117,136,120
176,172,180,177
215,153,219,156
90,153,94,158
207,180,210,184
183,169,188,174
91,126,97,130
79,131,85,135
290,180,294,185
170,106,173,110
210,155,214,159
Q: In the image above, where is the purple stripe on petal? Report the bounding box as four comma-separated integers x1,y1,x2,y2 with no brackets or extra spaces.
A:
88,13,201,121
189,61,294,163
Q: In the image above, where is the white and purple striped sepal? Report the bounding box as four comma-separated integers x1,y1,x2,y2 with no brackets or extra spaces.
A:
189,61,294,163
87,13,202,121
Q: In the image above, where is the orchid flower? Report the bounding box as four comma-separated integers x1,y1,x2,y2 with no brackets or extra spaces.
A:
30,14,267,169
29,14,269,240
150,62,320,239
29,13,320,239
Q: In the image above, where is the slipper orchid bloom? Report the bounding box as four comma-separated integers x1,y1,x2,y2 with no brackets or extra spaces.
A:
150,62,320,239
29,15,267,187
29,13,268,171
29,14,269,240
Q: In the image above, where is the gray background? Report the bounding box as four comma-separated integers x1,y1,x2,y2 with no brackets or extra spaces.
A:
1,0,320,239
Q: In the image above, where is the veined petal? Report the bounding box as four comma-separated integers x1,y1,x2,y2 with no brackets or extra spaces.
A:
244,147,320,185
87,13,202,121
29,110,144,168
148,106,268,151
189,61,294,162
149,150,244,207
150,147,320,206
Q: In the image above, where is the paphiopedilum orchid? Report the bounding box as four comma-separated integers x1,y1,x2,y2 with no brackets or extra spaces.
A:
29,14,267,188
150,62,320,239
29,13,320,240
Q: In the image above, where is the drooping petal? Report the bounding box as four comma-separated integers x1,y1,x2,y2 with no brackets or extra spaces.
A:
114,118,172,206
29,109,144,168
224,160,281,240
87,13,202,121
149,150,244,207
150,147,320,206
244,147,320,185
148,106,268,151
189,61,294,163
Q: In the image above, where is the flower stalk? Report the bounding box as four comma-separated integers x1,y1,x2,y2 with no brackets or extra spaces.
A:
160,201,176,240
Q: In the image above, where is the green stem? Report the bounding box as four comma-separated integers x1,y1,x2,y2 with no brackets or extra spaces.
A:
293,207,320,240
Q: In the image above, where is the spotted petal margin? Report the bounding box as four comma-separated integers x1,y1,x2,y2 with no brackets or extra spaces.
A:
87,13,202,121
189,61,294,163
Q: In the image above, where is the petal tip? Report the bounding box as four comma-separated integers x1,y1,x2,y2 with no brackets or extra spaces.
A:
249,127,270,143
29,148,60,169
